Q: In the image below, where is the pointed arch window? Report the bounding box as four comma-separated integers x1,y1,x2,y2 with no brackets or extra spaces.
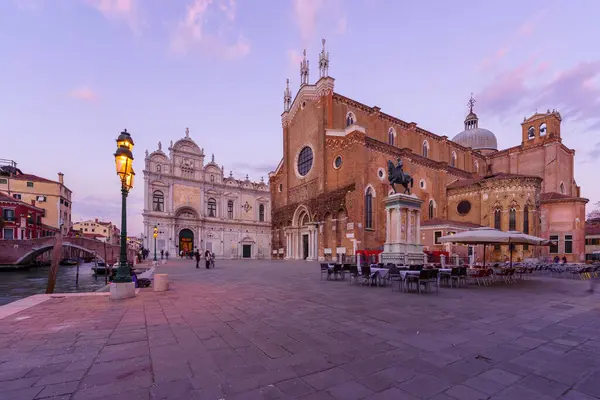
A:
474,160,479,173
528,126,535,139
494,209,502,230
227,200,234,219
259,204,265,222
509,208,517,231
388,128,396,146
428,200,435,219
365,187,373,229
451,151,457,168
422,141,429,158
156,164,161,173
346,112,356,127
208,198,217,218
560,182,565,194
152,191,164,212
540,123,547,136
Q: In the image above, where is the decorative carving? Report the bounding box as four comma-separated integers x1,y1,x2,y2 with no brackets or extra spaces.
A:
242,201,252,213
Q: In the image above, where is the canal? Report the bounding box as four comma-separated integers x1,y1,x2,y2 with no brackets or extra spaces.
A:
0,263,107,306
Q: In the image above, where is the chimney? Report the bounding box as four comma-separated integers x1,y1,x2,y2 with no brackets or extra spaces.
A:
31,200,35,207
58,172,64,185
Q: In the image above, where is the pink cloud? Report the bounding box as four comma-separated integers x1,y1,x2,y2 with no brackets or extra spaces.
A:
477,61,600,132
292,0,323,44
85,0,141,33
478,9,549,72
171,0,250,60
291,0,346,44
69,86,98,102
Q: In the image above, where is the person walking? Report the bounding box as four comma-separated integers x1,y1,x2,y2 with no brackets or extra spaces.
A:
205,249,211,269
165,251,169,260
195,250,200,269
160,250,164,260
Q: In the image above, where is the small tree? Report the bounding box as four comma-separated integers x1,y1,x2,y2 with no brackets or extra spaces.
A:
588,201,600,221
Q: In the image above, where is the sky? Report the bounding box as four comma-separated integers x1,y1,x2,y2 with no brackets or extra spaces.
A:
1,0,599,236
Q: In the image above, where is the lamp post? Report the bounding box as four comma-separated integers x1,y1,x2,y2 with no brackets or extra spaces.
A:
113,129,135,284
153,225,158,263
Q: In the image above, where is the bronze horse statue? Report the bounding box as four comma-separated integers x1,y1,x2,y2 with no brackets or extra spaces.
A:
387,159,413,194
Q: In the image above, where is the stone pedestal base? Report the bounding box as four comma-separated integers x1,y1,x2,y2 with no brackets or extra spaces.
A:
109,282,136,300
154,274,169,292
381,193,425,265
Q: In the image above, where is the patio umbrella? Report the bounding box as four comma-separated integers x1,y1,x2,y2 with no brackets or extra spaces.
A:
438,228,511,267
505,231,555,266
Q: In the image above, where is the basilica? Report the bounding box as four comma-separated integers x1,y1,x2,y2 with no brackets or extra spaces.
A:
269,40,588,263
142,128,271,259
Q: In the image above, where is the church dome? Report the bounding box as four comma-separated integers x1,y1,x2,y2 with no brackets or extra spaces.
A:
452,95,498,151
452,127,498,151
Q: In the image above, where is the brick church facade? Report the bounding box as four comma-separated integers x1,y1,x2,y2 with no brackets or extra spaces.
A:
269,41,588,263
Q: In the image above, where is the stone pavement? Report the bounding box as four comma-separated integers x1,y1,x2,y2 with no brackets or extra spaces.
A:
1,259,600,400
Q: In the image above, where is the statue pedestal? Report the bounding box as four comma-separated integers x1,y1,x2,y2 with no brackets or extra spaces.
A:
381,193,426,265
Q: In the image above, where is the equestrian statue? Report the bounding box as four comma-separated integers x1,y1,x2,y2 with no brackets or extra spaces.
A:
387,158,413,194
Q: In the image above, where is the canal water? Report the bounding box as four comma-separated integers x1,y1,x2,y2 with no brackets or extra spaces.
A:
0,263,107,306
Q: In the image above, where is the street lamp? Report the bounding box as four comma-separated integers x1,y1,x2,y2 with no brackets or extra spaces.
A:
153,225,158,262
113,129,135,283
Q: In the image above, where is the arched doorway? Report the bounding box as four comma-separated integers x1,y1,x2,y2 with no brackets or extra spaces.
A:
179,229,194,254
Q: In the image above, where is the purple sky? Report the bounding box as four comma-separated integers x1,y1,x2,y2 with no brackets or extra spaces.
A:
1,0,599,236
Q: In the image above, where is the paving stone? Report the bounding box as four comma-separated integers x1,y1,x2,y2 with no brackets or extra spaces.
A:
490,385,555,400
34,381,80,398
445,385,487,400
397,374,452,399
33,368,86,386
276,377,316,397
326,381,374,400
518,374,570,398
303,368,352,391
363,387,418,400
559,389,599,400
0,377,40,392
0,387,44,400
477,368,521,386
574,370,600,398
462,376,506,396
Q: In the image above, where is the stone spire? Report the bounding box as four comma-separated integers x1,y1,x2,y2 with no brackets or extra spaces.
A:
300,49,309,86
318,38,329,78
284,78,292,112
185,127,189,138
211,153,215,163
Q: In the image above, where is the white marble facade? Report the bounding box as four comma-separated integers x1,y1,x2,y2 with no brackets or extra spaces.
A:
142,129,271,259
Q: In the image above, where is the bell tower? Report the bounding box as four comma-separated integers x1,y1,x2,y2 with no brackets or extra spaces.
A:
521,109,562,146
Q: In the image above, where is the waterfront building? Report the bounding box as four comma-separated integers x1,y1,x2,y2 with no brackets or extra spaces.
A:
269,40,588,262
142,128,271,259
0,159,72,236
585,218,600,261
0,193,58,239
73,218,121,244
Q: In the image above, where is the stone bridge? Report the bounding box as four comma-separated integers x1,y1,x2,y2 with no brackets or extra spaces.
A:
0,237,136,266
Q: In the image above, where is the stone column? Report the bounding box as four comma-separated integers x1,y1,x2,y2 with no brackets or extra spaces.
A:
395,207,401,244
144,177,149,210
407,210,413,245
416,211,421,245
386,208,391,243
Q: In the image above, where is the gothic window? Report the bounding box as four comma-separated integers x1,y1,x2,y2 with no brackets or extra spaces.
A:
346,112,356,127
428,200,435,219
528,126,535,139
494,209,501,230
540,122,547,136
560,182,565,194
259,204,265,222
388,128,396,146
208,198,217,218
227,200,234,219
211,175,215,182
523,205,530,250
152,191,164,212
365,187,373,229
422,140,429,158
509,208,516,231
451,151,457,168
474,160,479,173
156,164,161,173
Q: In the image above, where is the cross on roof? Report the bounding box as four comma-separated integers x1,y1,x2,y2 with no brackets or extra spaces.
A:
467,93,476,113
